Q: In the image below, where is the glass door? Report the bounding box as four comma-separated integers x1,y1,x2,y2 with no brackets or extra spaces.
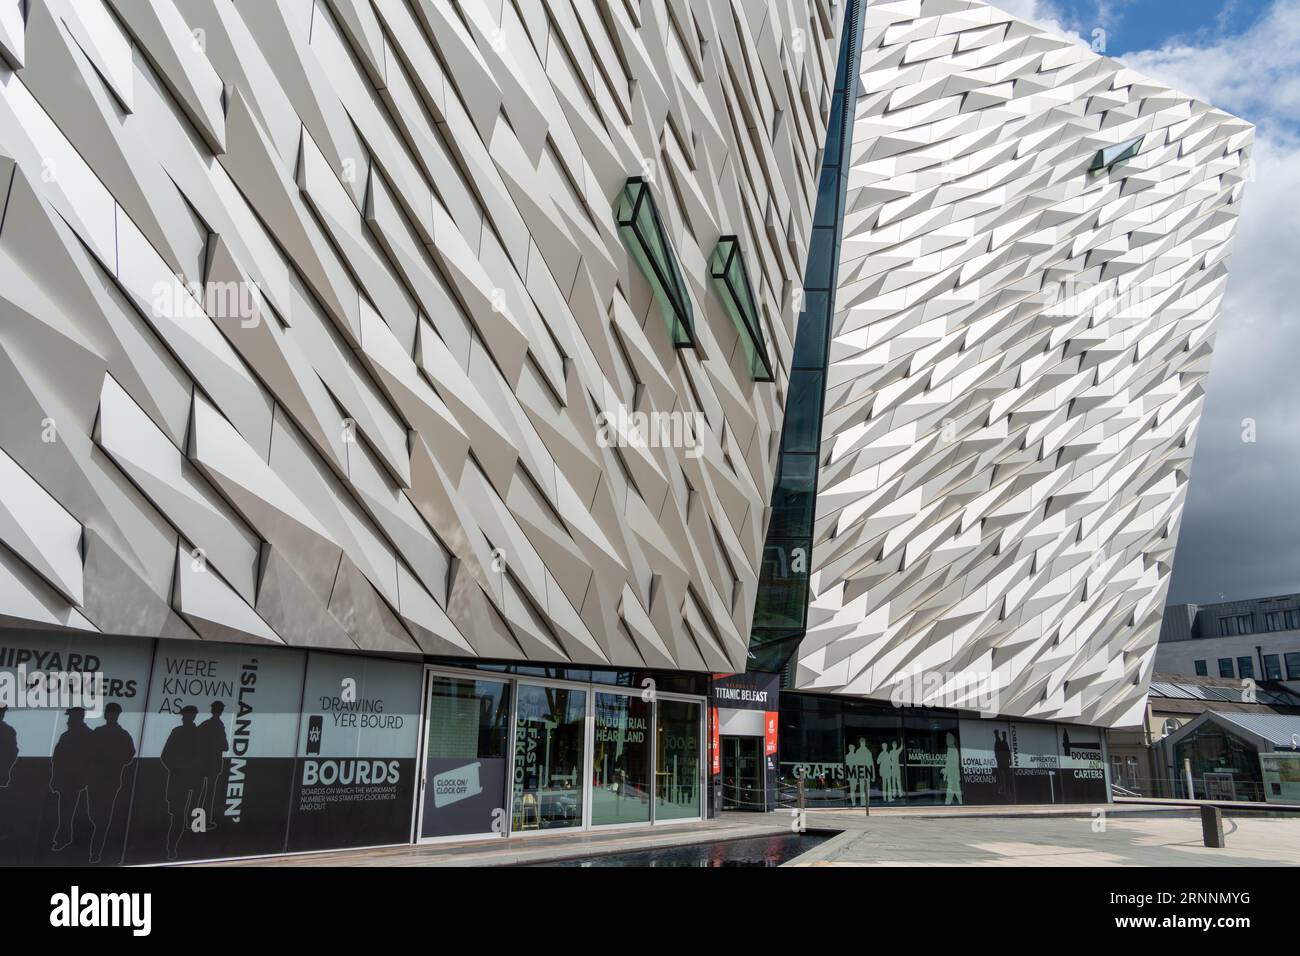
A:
418,674,511,841
720,736,762,811
655,699,703,820
591,692,652,826
511,683,587,832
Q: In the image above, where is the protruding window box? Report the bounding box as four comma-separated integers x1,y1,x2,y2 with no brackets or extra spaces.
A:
1089,135,1143,174
710,236,775,382
615,178,696,348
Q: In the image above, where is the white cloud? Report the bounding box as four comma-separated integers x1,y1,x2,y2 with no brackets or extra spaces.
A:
993,0,1091,44
1119,0,1300,125
998,0,1300,602
1104,1,1300,602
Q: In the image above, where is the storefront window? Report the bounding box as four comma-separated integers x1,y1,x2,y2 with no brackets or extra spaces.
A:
779,694,845,805
591,693,651,826
901,712,961,805
844,704,905,806
420,676,511,839
512,684,586,831
1175,723,1264,801
655,699,701,820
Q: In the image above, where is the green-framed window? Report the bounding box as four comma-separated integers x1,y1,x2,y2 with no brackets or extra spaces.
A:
709,237,774,381
615,178,695,348
1089,135,1143,173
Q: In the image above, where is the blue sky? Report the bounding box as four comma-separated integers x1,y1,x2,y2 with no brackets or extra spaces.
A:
1000,1,1300,604
1050,0,1271,55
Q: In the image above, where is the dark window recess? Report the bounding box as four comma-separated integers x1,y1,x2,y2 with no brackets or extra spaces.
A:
768,453,817,539
615,178,695,348
1194,659,1208,676
791,292,830,369
1218,658,1235,679
751,538,812,632
1237,656,1255,680
710,237,774,381
781,371,825,454
1264,654,1283,681
1286,653,1300,680
1089,135,1143,173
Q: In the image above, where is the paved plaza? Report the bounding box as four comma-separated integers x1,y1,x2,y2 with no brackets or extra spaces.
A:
204,805,1300,867
791,809,1300,866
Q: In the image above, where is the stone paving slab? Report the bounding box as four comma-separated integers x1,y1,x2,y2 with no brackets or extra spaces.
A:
791,810,1300,867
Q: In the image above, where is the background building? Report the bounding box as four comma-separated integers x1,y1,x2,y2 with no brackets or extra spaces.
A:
1105,671,1300,797
1159,595,1300,690
1159,712,1300,804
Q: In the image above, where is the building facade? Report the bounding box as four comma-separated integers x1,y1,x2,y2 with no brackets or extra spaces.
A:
1159,596,1300,691
0,0,1250,863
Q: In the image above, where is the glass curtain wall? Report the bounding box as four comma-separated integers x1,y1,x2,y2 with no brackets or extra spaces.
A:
748,0,866,673
779,693,963,807
418,667,704,835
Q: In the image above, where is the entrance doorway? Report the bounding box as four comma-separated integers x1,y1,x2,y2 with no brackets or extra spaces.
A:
720,735,764,811
415,667,706,842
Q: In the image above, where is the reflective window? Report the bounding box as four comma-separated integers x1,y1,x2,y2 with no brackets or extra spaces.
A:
768,454,817,539
1264,654,1283,681
901,712,962,806
655,700,701,820
751,539,811,631
844,705,905,806
591,693,651,826
803,227,836,291
1237,656,1255,680
1194,659,1208,676
1218,658,1234,678
512,684,586,831
781,371,824,454
1089,135,1143,172
779,695,844,805
710,238,774,381
615,179,695,347
791,292,830,369
1287,653,1300,680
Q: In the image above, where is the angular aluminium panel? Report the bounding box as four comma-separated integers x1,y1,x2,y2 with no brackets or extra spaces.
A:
0,0,843,671
793,0,1252,727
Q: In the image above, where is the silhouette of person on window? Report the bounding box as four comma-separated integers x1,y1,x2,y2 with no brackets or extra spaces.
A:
844,742,860,806
942,732,962,805
994,730,1012,798
50,707,94,851
198,702,229,830
86,702,136,863
0,706,17,788
161,705,204,860
857,737,876,804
